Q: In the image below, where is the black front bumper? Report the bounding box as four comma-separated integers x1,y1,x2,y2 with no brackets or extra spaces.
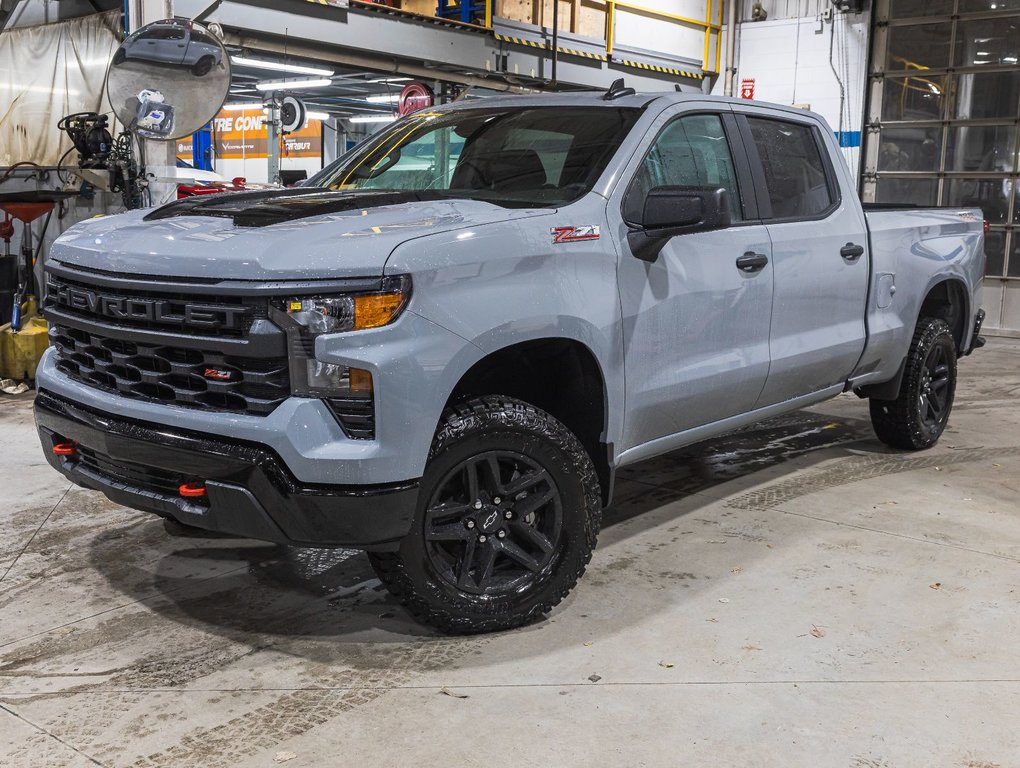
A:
34,390,418,549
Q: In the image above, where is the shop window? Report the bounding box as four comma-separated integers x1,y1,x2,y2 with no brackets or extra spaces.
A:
881,74,947,121
985,229,1007,277
1008,234,1020,277
886,23,954,71
951,71,1020,119
874,177,938,206
959,0,1020,13
954,17,1020,66
946,125,1018,173
944,177,1012,223
877,126,943,172
890,0,954,18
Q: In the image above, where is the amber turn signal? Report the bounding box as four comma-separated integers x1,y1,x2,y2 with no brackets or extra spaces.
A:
349,367,374,394
353,291,407,330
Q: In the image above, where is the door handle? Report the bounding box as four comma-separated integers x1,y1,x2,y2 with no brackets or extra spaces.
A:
841,242,865,262
736,252,769,273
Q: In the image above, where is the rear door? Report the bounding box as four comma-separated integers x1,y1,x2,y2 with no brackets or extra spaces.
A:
734,109,870,404
612,107,774,453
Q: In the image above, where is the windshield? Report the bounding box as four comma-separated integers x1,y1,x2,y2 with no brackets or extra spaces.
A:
310,106,641,208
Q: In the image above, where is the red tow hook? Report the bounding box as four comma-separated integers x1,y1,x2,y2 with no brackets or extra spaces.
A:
179,482,208,498
52,442,77,457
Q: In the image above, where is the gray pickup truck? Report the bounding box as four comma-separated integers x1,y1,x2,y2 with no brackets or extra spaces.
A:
35,90,985,633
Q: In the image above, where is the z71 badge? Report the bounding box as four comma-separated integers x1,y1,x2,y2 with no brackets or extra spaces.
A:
551,225,601,244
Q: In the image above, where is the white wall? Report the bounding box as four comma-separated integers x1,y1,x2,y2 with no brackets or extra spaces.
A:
716,7,870,176
613,0,716,64
738,0,832,21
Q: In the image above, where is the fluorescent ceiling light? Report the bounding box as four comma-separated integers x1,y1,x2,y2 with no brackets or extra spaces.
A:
368,77,412,84
231,56,334,77
306,111,331,120
255,78,332,91
348,115,397,123
223,102,262,110
365,94,400,103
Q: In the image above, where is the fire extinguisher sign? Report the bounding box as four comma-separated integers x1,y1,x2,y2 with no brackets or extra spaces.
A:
740,79,756,100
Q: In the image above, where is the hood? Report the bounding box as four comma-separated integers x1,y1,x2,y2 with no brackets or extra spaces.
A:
49,190,549,281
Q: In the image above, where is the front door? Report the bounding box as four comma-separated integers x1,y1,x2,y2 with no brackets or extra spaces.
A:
613,109,774,454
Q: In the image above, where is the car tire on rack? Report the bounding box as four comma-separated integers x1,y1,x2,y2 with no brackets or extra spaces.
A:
368,395,602,634
870,316,958,450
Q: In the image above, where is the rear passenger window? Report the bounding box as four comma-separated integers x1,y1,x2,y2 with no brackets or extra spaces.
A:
746,118,835,219
632,113,743,222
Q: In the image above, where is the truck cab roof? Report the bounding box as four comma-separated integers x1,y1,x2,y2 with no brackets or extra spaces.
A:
438,89,826,125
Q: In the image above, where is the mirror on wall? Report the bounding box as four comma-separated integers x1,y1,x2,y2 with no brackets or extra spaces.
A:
106,19,231,140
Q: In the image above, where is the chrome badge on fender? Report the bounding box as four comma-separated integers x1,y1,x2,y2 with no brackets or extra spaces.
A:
551,225,601,244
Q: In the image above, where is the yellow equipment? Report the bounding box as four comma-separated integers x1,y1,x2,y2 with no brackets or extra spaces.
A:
1,297,48,381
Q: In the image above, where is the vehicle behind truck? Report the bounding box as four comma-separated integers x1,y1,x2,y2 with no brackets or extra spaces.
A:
35,90,985,633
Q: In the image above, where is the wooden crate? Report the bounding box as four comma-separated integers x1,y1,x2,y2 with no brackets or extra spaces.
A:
495,0,608,38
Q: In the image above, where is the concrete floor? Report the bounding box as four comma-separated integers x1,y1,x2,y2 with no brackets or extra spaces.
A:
1,340,1018,768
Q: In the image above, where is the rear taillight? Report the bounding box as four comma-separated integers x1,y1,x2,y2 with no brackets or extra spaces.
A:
984,220,991,235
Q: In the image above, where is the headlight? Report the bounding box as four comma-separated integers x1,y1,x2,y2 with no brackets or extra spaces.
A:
274,274,411,335
270,274,411,397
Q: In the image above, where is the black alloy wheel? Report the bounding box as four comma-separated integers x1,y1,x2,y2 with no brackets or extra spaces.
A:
368,395,601,634
870,316,957,450
917,342,952,432
423,450,562,596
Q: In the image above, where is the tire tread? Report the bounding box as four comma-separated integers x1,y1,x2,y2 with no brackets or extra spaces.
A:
869,317,957,451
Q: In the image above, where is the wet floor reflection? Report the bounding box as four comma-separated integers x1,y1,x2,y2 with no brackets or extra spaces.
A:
78,410,874,641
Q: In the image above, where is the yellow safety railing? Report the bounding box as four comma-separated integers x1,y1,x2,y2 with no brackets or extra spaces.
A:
324,0,722,74
607,0,721,73
888,55,944,117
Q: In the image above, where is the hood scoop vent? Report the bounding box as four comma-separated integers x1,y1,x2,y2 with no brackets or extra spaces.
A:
144,189,453,227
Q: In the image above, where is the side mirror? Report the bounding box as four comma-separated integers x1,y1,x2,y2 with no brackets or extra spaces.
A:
627,186,732,262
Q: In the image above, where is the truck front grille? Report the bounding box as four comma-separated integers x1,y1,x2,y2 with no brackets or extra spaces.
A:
50,324,289,416
45,273,259,337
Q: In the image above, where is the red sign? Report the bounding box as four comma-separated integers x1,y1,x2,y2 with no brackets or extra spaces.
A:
398,83,435,117
740,78,756,100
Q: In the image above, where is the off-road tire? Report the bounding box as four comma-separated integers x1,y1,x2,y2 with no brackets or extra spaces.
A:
870,317,957,450
191,56,214,76
368,395,601,634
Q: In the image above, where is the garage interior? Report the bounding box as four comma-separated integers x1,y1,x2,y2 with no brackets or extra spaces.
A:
1,0,1019,766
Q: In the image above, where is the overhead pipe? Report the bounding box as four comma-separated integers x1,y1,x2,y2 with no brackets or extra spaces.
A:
723,0,737,96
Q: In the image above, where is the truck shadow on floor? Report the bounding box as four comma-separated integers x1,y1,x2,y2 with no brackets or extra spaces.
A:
86,409,879,647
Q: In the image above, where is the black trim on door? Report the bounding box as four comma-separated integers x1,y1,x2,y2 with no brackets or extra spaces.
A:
720,112,761,222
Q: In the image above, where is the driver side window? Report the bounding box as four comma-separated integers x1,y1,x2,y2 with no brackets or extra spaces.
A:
633,113,743,222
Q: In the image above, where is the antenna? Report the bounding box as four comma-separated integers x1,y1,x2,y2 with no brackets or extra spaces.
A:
603,78,636,101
